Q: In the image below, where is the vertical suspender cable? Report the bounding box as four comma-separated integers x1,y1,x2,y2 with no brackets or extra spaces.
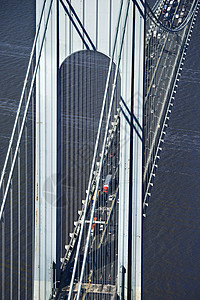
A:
25,87,28,300
128,3,135,297
18,121,21,300
32,62,35,300
10,148,13,300
2,180,5,300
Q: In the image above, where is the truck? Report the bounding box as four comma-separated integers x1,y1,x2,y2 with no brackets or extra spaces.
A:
103,175,112,193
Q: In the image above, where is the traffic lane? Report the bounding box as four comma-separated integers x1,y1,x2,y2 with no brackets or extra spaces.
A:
144,31,182,170
145,0,192,98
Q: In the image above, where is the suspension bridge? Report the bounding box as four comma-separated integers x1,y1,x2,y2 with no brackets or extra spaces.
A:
0,0,199,299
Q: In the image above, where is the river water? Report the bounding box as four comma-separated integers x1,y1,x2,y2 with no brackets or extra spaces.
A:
0,1,200,299
143,9,200,300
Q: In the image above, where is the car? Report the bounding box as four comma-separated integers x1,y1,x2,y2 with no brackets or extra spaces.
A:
103,175,112,193
153,30,157,37
178,17,182,24
164,12,172,20
91,217,97,233
172,1,178,6
162,4,167,13
109,194,113,201
157,33,161,39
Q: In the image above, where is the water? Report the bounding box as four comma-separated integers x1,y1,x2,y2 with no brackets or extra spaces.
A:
0,0,35,170
0,1,200,299
0,1,35,299
143,12,200,300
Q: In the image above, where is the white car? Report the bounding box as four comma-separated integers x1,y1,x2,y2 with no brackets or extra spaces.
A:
109,194,113,201
178,17,182,24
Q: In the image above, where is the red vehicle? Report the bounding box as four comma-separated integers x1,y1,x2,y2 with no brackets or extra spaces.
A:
91,217,97,232
103,175,112,193
162,4,167,13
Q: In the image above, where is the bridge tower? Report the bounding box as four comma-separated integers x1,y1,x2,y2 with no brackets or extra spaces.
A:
34,0,144,299
34,0,58,299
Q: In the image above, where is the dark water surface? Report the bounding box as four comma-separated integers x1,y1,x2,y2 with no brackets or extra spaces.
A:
0,1,35,299
0,0,35,170
0,1,200,299
143,12,200,300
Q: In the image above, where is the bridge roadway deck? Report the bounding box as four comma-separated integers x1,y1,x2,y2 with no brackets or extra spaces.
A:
144,0,193,192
